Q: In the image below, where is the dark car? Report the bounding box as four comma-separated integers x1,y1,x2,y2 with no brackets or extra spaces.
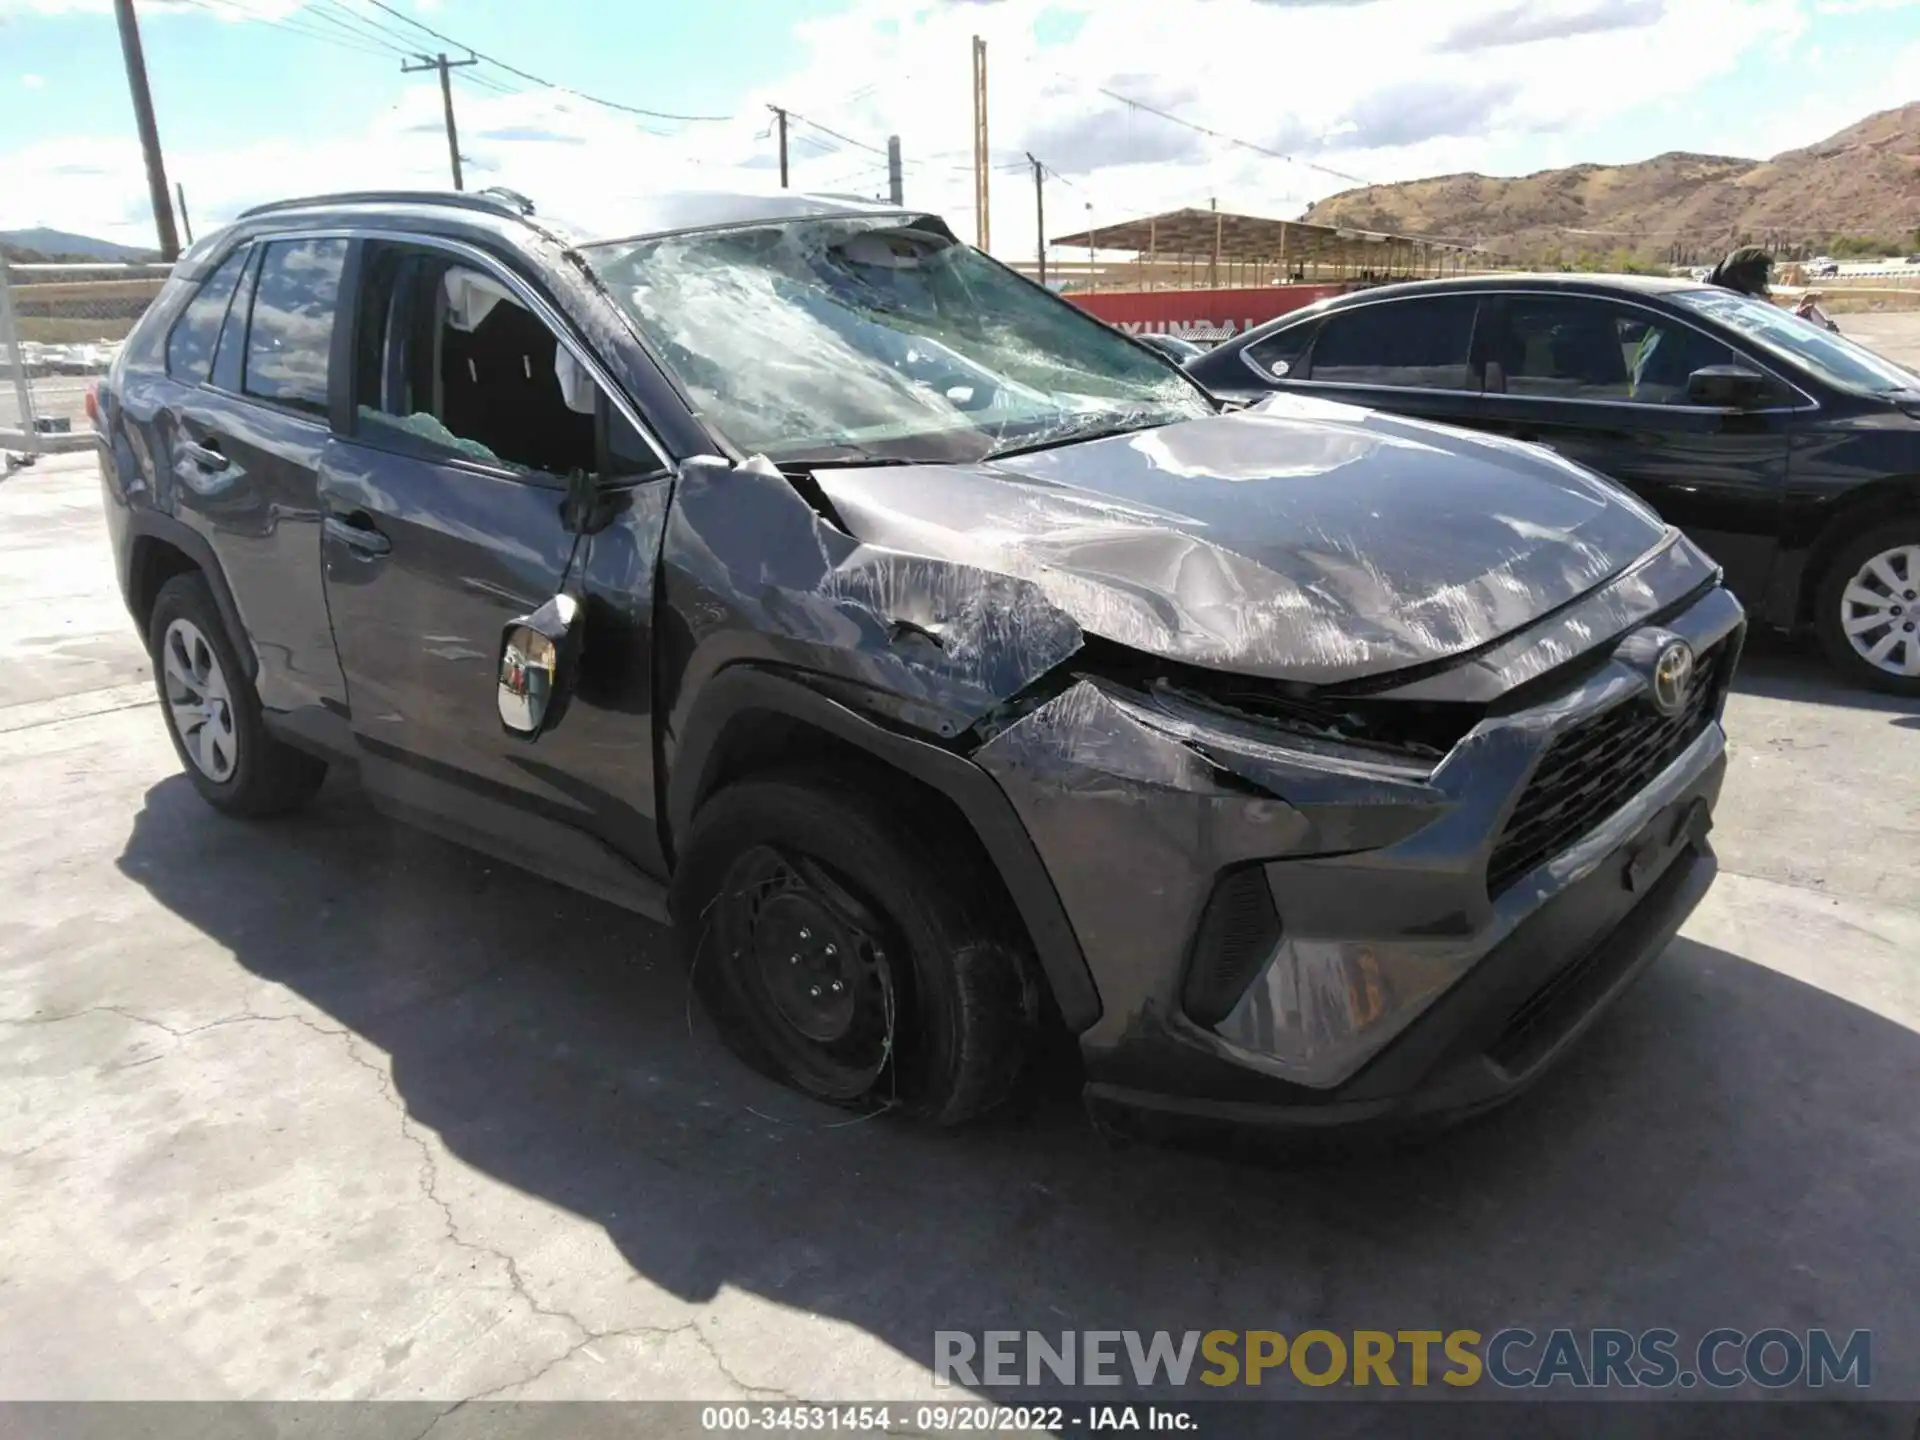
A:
1132,331,1207,365
95,191,1740,1139
1189,273,1920,693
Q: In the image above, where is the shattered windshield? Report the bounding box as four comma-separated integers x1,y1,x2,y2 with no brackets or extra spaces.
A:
582,216,1210,464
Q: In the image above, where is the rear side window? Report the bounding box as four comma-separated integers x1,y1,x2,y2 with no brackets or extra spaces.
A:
1308,297,1478,390
243,238,349,414
212,249,261,393
164,246,250,383
1241,321,1316,382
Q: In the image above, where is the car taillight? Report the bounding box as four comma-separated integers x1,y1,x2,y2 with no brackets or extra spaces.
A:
84,381,100,427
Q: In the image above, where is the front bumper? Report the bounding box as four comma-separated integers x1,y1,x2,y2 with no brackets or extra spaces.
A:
975,585,1742,1137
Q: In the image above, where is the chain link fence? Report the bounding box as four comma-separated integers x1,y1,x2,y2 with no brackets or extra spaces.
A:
2,256,171,462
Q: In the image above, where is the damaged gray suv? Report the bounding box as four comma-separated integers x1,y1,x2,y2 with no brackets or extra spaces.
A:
96,189,1742,1137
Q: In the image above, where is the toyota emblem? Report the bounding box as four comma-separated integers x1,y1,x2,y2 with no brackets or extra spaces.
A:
1650,639,1696,716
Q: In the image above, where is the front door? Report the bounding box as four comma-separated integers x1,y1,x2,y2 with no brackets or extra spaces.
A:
1472,293,1793,603
316,239,586,813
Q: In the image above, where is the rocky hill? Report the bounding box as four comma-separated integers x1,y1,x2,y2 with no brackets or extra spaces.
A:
1303,101,1920,263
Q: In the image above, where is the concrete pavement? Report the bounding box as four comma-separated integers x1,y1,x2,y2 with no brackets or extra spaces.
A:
0,447,1916,1405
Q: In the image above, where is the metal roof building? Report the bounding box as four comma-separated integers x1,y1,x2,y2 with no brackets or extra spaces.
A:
1044,206,1492,290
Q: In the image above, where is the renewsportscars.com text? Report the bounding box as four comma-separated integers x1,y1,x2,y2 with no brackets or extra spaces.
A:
934,1328,1871,1391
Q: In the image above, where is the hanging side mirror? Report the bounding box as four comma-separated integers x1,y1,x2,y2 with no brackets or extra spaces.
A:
498,593,581,738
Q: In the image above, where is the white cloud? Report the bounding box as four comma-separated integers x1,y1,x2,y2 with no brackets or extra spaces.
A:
0,0,1856,259
20,73,46,88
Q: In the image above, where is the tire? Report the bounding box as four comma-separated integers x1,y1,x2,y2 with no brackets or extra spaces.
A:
671,771,1038,1125
148,573,328,817
1813,518,1920,696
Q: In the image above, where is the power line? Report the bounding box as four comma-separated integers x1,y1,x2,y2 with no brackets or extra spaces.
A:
298,0,417,58
455,69,522,98
780,110,889,158
359,0,734,121
813,162,890,193
1092,82,1372,186
170,0,401,61
309,0,431,54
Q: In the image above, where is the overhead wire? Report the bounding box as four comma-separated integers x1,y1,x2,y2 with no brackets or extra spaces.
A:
1091,82,1373,186
358,0,736,122
168,0,401,61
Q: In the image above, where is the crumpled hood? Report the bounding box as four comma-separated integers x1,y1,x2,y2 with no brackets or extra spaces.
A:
812,393,1669,686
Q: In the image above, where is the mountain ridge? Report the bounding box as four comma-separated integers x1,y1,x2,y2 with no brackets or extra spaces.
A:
1303,102,1920,262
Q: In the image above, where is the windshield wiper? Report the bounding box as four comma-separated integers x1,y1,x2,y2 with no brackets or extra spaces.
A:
983,410,1174,462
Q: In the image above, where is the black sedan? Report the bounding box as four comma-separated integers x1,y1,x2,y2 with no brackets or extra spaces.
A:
1188,273,1920,693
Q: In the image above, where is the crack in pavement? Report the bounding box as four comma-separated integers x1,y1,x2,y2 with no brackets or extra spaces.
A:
5,1001,804,1404
0,1003,352,1039
458,1318,800,1404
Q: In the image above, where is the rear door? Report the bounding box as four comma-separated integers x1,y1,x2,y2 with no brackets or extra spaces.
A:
1473,292,1794,601
1289,294,1487,428
166,235,350,718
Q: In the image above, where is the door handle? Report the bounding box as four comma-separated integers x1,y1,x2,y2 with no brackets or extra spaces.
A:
180,438,228,472
324,513,391,556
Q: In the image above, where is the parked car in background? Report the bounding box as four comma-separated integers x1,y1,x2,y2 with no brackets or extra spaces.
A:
1132,331,1207,365
94,194,1740,1139
1188,273,1920,693
1808,258,1841,278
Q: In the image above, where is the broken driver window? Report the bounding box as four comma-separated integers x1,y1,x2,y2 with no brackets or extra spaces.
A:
350,244,599,479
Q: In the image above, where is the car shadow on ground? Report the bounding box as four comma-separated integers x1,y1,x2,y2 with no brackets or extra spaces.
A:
114,772,1920,1404
1730,629,1920,718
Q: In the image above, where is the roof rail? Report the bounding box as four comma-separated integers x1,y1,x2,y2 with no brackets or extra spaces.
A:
236,190,532,221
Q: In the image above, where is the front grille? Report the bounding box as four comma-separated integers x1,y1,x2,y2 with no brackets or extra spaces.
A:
1486,642,1725,896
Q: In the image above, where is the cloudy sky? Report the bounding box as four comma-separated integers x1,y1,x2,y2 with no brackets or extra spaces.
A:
3,0,1918,256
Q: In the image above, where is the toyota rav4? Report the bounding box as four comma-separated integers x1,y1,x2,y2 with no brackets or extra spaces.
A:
95,189,1742,1137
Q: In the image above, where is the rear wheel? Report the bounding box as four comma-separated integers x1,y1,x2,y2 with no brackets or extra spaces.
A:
672,772,1038,1125
148,573,328,817
1814,520,1920,696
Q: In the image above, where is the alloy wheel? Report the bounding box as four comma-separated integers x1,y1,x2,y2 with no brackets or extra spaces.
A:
161,617,238,783
1838,544,1920,680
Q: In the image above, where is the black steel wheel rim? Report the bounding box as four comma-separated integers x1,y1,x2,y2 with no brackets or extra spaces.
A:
713,844,899,1100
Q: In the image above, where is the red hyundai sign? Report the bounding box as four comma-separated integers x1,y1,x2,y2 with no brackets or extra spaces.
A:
1067,284,1345,341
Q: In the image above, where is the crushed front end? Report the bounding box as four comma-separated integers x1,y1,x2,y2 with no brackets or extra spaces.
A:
971,539,1744,1139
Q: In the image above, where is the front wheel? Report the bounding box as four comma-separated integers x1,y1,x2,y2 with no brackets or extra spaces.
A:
671,772,1038,1125
1814,521,1920,696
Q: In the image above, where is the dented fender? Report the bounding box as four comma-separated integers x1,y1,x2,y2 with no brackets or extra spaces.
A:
658,454,1083,742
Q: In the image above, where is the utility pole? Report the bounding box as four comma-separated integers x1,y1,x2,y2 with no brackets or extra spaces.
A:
1027,153,1045,286
769,106,789,189
402,53,478,190
174,181,193,246
886,135,903,206
112,0,179,262
971,35,990,251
